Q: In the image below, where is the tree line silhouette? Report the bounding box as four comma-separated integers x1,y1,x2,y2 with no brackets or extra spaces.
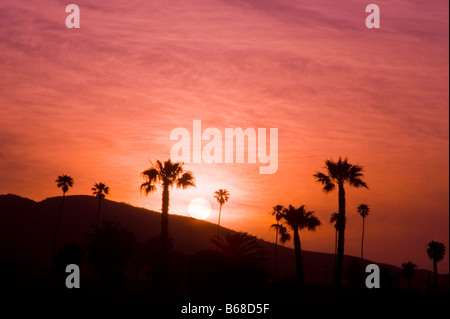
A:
47,157,447,299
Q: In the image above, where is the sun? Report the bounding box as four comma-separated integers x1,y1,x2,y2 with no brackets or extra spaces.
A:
188,197,212,220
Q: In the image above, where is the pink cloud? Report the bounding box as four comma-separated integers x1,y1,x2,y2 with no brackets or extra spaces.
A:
0,0,448,271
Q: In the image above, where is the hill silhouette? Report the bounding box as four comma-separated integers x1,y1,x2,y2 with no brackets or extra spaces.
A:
0,194,447,294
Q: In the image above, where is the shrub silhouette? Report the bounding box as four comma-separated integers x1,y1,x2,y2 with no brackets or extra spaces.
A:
86,220,137,288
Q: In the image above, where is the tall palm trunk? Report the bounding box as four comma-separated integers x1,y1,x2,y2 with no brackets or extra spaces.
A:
336,182,346,292
159,183,170,294
333,228,337,275
52,192,66,263
273,224,279,279
161,183,170,249
433,259,438,292
293,227,304,289
217,204,223,237
360,217,365,261
96,198,102,228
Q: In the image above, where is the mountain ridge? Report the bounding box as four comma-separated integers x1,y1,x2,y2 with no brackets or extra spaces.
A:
0,193,447,291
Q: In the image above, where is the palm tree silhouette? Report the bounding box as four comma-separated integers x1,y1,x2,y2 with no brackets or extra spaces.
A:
426,240,446,292
52,175,73,263
214,189,230,237
271,205,291,279
357,203,370,261
140,159,195,252
401,261,417,289
314,157,368,291
91,182,110,228
281,205,321,288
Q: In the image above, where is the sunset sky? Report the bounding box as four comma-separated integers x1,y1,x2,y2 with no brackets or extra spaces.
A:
0,0,448,271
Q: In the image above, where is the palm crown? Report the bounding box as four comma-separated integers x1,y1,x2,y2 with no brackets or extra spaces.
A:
56,175,74,194
140,159,195,194
314,157,368,192
427,241,446,262
357,204,370,219
214,189,230,205
283,205,321,231
92,182,110,200
271,205,284,222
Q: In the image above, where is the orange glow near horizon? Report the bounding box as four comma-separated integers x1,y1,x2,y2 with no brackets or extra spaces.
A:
0,0,448,272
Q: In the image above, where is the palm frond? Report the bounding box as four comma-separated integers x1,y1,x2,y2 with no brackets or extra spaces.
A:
349,178,368,189
270,223,280,230
140,182,156,195
279,232,291,244
176,171,196,189
313,172,335,193
325,159,341,180
167,161,183,181
281,205,321,232
306,214,321,231
330,212,339,224
278,225,291,244
140,167,159,195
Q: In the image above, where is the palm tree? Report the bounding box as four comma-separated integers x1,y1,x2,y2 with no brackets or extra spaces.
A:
357,204,370,261
401,261,417,289
140,159,195,251
314,157,368,291
281,205,321,288
270,205,291,279
52,175,73,263
214,189,230,237
426,241,446,292
92,182,110,228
